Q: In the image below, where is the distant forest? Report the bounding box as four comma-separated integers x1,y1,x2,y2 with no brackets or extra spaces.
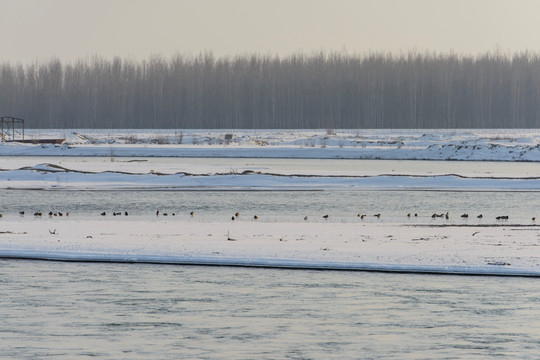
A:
1,51,540,129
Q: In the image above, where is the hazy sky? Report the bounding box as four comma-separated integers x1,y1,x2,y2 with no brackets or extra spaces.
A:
1,0,539,64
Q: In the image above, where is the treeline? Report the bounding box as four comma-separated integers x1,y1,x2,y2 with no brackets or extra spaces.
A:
1,51,540,129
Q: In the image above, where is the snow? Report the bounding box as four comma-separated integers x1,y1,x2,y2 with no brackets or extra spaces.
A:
1,129,540,276
1,168,540,191
1,218,538,276
2,128,540,161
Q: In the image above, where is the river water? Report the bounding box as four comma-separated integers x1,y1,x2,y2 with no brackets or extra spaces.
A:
1,188,539,224
1,260,539,359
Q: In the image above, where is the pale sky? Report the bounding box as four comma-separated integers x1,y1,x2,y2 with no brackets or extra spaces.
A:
1,0,539,64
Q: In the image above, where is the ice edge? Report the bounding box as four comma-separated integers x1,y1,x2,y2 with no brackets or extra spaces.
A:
1,250,538,277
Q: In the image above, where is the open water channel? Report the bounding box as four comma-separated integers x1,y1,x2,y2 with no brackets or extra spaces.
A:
1,260,540,359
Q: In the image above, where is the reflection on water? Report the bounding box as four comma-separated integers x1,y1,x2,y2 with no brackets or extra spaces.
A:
1,260,539,359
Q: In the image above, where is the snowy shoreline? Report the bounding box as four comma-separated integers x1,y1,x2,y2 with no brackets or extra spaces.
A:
1,219,539,277
2,128,540,161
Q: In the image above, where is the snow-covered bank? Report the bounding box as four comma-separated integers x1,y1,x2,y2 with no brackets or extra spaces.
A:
1,164,540,190
1,218,539,276
2,129,540,161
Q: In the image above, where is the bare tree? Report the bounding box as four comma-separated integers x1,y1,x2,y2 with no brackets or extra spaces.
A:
2,51,540,129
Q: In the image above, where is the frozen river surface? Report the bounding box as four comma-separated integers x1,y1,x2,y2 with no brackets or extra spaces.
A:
2,156,540,177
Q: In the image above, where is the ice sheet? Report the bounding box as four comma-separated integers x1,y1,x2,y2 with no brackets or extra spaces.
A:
1,218,539,276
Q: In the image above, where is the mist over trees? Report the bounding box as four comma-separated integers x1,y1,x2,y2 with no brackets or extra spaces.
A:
1,51,540,129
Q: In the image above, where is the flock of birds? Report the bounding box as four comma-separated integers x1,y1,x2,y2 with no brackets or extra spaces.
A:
0,210,534,222
326,212,520,221
0,211,71,217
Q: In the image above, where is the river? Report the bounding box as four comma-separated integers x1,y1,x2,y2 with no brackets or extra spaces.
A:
1,260,539,359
